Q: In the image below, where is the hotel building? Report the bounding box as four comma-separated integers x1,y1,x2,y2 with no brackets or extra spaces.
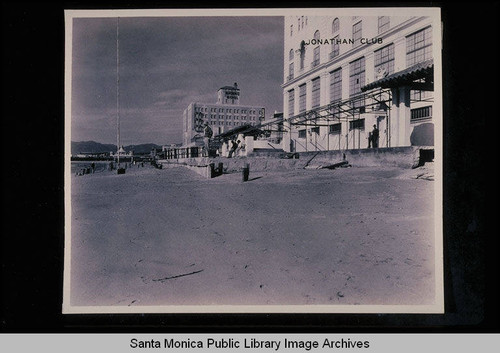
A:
282,15,437,152
182,83,266,146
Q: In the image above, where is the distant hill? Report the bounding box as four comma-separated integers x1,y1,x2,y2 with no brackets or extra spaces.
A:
72,141,162,155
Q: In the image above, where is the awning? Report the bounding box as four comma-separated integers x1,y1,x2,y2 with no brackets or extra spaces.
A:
361,59,434,91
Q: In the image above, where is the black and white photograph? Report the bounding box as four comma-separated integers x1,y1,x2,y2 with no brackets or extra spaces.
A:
63,8,443,314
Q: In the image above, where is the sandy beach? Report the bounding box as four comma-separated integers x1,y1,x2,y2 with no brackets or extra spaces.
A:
69,162,435,308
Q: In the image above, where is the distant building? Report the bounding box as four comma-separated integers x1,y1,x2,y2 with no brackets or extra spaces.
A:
182,83,266,146
110,146,133,158
282,15,437,152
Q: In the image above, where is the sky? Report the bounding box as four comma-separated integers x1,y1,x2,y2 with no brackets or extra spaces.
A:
70,16,284,145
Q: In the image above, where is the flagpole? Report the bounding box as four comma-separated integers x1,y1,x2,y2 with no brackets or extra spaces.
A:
116,17,120,166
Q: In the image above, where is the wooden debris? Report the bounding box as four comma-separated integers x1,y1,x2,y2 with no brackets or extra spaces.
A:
153,269,204,282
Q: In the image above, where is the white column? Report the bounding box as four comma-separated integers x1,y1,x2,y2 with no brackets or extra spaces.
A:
390,87,400,147
320,71,329,106
399,86,412,146
341,63,350,101
320,71,329,148
341,63,350,149
365,51,375,86
390,85,412,147
393,37,407,72
282,90,290,152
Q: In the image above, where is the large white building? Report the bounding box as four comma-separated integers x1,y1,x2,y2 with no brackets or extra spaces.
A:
282,15,437,152
182,83,265,146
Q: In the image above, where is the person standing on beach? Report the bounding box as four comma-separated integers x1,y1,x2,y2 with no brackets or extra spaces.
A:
91,162,95,173
228,139,239,158
371,124,379,148
203,122,213,157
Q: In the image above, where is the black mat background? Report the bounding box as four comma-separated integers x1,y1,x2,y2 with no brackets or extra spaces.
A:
1,1,498,333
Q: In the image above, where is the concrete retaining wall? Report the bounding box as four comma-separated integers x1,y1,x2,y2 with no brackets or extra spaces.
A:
162,162,212,178
299,146,421,169
158,146,423,174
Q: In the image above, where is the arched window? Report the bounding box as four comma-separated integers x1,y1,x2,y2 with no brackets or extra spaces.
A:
313,31,320,67
332,18,340,33
299,40,306,70
288,49,294,80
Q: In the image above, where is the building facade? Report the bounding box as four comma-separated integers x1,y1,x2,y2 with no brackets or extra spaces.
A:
282,15,436,152
182,83,266,146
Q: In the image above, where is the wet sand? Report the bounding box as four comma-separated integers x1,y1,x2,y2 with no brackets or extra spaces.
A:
69,163,435,308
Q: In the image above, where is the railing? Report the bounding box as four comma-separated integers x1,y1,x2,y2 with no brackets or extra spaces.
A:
162,140,226,160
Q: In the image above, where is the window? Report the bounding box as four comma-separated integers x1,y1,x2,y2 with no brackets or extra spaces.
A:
299,84,307,113
289,49,294,61
311,126,320,134
313,46,320,67
312,30,320,68
352,21,362,48
411,106,432,121
378,16,390,34
288,62,294,81
330,35,340,59
349,118,365,130
406,26,432,66
298,129,307,138
374,43,395,77
332,18,339,33
330,68,342,104
288,89,295,117
311,77,321,108
349,57,365,97
300,41,306,70
350,57,365,108
329,123,341,134
411,87,431,101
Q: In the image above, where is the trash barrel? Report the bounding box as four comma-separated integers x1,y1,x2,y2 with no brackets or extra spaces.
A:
242,163,249,182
